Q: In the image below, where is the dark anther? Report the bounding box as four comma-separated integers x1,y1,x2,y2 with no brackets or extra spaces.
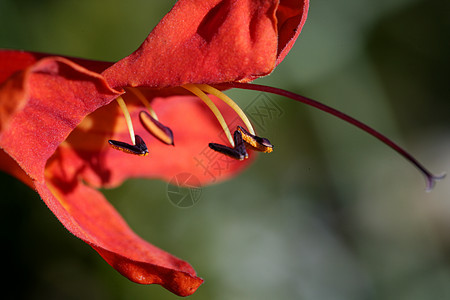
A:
108,135,149,156
209,130,248,160
237,126,273,153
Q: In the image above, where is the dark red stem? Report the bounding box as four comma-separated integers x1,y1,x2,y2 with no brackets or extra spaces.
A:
216,82,445,191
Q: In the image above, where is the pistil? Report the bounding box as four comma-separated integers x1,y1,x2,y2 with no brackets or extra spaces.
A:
216,82,445,191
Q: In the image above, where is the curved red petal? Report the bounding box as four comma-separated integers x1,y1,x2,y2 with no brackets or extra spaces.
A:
34,175,203,296
103,0,280,88
0,149,33,188
48,92,254,188
103,0,309,89
0,56,120,182
0,50,46,84
0,50,114,84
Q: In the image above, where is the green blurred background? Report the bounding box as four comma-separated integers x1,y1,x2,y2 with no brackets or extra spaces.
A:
1,0,449,299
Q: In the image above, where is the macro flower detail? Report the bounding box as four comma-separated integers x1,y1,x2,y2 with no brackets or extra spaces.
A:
0,0,310,296
0,0,444,297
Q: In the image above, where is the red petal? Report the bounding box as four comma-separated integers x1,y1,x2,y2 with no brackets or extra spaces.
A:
35,173,203,296
103,0,309,89
0,50,114,86
0,56,120,182
0,149,33,188
0,50,45,84
103,0,278,88
0,55,209,295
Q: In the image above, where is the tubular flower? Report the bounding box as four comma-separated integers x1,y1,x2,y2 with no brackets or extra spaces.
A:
0,0,443,297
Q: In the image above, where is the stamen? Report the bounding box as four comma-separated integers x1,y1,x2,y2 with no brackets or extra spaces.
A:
196,84,255,135
109,96,149,156
183,84,234,147
115,96,136,145
108,135,148,156
139,111,174,145
237,126,273,153
126,87,159,120
209,130,248,160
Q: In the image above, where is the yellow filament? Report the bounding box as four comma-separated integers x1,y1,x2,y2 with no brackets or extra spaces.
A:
116,96,136,145
196,84,255,135
126,87,159,120
183,84,234,147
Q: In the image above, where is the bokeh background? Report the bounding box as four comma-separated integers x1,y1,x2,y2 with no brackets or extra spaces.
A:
1,0,449,299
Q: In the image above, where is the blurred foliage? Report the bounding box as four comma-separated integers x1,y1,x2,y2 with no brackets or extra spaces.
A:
1,0,449,299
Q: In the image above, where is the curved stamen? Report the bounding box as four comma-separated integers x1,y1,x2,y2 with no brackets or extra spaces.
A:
183,84,234,147
196,84,255,135
115,96,136,145
217,82,445,191
108,96,149,156
126,87,159,120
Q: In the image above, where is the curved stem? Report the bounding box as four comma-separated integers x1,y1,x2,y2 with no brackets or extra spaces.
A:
216,82,445,191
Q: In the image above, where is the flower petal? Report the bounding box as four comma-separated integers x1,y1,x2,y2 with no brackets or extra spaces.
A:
0,56,120,182
0,50,45,84
35,171,203,296
0,50,114,84
0,149,33,188
103,0,286,88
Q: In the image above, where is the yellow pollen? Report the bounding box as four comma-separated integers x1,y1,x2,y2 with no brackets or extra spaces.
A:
237,126,273,153
196,84,255,135
183,84,235,147
115,96,136,145
126,87,159,120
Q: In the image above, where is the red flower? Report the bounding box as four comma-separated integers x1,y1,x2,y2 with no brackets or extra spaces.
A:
0,0,310,296
0,0,444,297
